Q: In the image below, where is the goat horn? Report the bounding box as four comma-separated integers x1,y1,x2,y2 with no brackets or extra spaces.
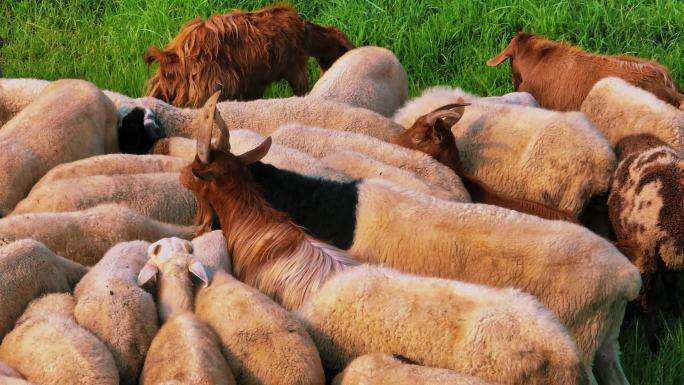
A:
214,108,231,152
431,102,471,113
426,110,463,126
196,91,221,163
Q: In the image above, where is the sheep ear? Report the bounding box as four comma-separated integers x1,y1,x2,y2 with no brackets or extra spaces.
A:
138,263,159,286
189,259,210,285
144,46,163,66
238,137,272,164
148,243,162,257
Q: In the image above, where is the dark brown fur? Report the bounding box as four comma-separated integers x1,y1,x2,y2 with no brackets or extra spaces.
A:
487,32,684,111
393,104,578,223
145,5,354,107
608,134,684,351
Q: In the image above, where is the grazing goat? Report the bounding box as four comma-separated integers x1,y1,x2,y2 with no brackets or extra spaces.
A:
179,93,639,385
145,4,353,107
608,134,684,352
392,102,577,221
487,32,684,111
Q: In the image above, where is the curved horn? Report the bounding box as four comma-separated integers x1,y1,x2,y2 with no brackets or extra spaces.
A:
213,108,231,152
426,110,463,126
196,91,222,163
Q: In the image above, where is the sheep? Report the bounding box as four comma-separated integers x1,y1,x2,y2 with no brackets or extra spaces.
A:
607,134,684,352
392,85,538,128
486,32,684,111
332,353,501,385
195,270,326,385
0,362,23,379
0,239,87,339
11,172,197,225
309,46,408,117
190,230,231,278
406,100,613,216
31,154,189,192
581,77,684,152
140,313,236,385
181,98,638,385
145,4,353,107
299,265,587,385
270,123,470,201
0,204,195,266
151,132,351,182
0,78,50,127
0,293,119,385
73,241,158,385
0,79,118,215
392,103,578,221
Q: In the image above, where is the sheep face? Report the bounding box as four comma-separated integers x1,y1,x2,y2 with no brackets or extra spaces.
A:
487,32,554,89
137,237,209,286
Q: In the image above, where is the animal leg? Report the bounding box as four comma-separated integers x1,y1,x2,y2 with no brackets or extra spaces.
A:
639,271,664,353
285,61,309,96
592,300,629,385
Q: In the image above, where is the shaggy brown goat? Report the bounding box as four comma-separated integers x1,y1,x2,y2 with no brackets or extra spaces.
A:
145,5,354,107
487,32,684,111
608,133,684,352
392,101,578,222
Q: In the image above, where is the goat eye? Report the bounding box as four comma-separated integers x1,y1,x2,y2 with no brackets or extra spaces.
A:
411,134,422,143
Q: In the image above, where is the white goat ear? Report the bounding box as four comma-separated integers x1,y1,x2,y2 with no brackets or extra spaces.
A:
138,263,159,286
189,259,210,285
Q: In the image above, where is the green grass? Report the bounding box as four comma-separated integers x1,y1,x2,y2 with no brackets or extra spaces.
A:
2,0,684,383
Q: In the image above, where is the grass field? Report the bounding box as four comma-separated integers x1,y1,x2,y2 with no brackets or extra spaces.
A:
2,0,684,383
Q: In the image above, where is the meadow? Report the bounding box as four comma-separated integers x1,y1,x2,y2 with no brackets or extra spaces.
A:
2,0,684,383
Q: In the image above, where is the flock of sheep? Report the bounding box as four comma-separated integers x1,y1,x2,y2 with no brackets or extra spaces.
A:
1,4,683,385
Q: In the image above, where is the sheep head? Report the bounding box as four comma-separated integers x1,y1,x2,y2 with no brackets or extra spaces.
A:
487,32,558,89
137,237,210,287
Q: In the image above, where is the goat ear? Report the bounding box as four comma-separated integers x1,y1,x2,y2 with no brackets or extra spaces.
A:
189,259,210,285
144,46,163,66
486,48,512,66
191,166,216,181
137,263,159,286
238,137,272,165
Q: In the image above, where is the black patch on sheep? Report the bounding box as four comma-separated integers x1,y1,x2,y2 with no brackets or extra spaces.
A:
247,161,359,250
118,107,164,154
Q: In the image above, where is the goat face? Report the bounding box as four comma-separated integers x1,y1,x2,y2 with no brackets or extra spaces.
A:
145,46,186,105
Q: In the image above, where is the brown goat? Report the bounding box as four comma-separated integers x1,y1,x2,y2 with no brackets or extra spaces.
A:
145,5,354,107
178,92,356,310
608,133,684,352
487,32,684,111
392,101,578,222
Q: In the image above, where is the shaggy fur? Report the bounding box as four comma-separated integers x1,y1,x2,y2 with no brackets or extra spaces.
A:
332,353,501,385
309,46,409,117
299,265,588,385
12,172,197,225
608,134,684,351
0,293,119,385
270,123,470,201
0,79,118,215
140,313,236,385
581,77,684,152
393,104,577,221
487,32,684,111
0,204,196,266
0,239,86,339
392,86,538,128
195,270,325,385
145,5,353,107
73,241,158,385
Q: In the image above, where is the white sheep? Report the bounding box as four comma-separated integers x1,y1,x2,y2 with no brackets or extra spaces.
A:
299,265,588,385
140,312,236,385
0,239,87,339
0,78,49,127
392,85,538,128
73,241,158,385
0,293,119,385
309,46,409,117
581,76,684,152
270,123,470,201
332,353,501,385
0,79,118,215
0,204,195,266
11,172,197,225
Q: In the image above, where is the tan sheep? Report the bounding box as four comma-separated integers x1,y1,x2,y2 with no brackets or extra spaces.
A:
0,239,86,339
140,313,236,385
0,204,195,266
0,293,119,385
0,361,25,379
190,230,231,279
309,46,409,117
299,265,588,385
11,172,197,225
332,353,501,385
196,270,325,385
0,79,118,215
73,241,158,385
